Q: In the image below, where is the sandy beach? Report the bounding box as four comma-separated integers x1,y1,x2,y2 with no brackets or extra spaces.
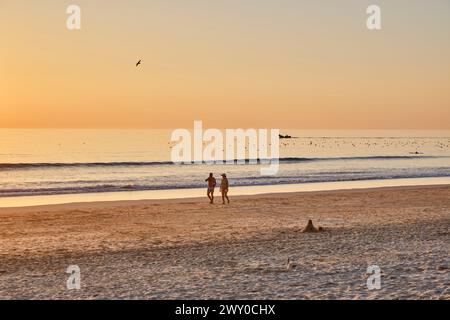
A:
0,185,449,300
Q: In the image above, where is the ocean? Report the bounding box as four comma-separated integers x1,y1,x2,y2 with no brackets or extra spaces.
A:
1,129,449,202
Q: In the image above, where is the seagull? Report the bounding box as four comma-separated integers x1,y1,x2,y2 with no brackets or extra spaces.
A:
136,60,141,67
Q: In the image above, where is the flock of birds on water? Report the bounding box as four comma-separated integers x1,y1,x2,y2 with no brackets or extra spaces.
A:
276,137,450,153
168,137,450,155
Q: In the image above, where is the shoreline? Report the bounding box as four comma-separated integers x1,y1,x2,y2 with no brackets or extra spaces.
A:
1,176,449,209
1,182,450,213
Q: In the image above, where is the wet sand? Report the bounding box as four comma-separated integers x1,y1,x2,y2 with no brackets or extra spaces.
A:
0,185,449,299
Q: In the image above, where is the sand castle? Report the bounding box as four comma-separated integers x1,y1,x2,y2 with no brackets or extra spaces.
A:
302,220,324,233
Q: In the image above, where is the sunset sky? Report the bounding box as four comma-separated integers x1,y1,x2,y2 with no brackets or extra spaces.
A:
1,0,450,129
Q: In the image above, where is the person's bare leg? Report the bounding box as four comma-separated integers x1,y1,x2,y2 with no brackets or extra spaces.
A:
221,192,225,204
207,191,212,203
210,191,214,204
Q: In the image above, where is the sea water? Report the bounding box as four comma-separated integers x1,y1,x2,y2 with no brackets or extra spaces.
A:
0,129,449,205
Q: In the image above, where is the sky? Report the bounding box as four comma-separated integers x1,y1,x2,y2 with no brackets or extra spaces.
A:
1,0,450,129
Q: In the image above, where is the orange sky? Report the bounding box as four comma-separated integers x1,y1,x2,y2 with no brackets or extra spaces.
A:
1,0,450,129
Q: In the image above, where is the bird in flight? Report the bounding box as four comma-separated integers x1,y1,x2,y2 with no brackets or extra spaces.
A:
136,60,141,67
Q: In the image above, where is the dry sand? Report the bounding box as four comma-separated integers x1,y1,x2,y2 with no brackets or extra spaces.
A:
0,185,449,300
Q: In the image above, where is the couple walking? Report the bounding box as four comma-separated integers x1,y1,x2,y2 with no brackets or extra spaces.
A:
205,173,230,205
